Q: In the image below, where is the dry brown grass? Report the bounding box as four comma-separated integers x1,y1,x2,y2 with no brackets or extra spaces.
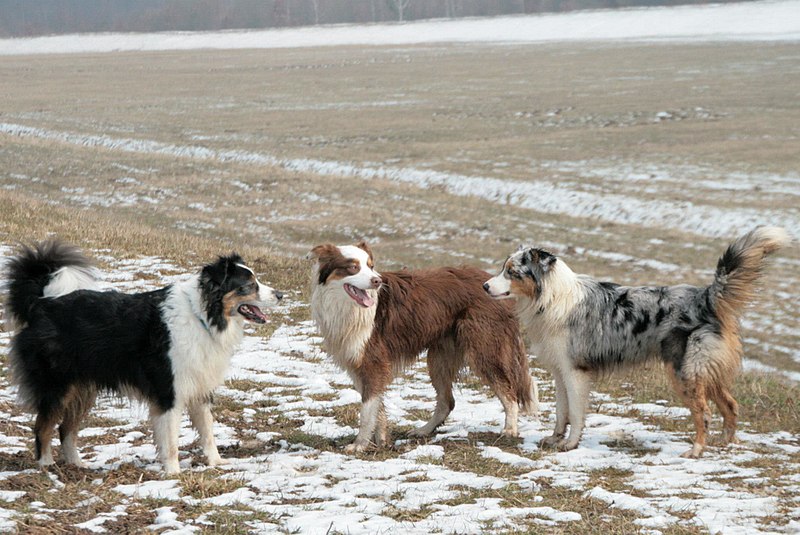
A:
0,189,308,301
0,40,797,533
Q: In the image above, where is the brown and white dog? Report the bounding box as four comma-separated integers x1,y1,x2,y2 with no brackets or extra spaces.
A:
309,242,538,452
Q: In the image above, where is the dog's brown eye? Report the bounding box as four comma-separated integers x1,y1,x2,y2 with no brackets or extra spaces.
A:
347,264,359,274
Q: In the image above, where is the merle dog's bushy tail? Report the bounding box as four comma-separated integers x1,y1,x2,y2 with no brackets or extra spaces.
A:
4,239,96,328
709,226,789,329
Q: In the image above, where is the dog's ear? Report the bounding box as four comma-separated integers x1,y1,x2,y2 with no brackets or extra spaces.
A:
201,256,233,288
307,244,337,261
538,250,557,272
520,248,536,268
355,240,374,264
521,248,556,274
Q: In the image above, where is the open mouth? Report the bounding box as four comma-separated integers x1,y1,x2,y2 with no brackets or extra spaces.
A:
344,283,375,308
237,303,268,324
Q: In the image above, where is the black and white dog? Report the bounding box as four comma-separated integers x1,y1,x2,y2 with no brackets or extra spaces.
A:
4,239,282,474
485,227,788,457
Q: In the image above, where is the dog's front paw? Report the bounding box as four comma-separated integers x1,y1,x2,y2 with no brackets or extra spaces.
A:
501,427,519,438
344,441,370,454
67,458,86,469
163,460,181,476
207,455,228,467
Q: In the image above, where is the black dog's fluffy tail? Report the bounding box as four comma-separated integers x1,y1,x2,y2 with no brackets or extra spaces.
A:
4,239,97,329
710,226,790,330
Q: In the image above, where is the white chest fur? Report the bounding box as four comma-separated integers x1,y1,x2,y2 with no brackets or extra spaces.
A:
310,281,377,370
160,277,244,405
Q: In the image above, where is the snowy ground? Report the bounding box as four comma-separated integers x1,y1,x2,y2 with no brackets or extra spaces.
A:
0,249,798,534
0,2,798,531
0,0,799,55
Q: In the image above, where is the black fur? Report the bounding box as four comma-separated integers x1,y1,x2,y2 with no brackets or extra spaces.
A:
5,243,264,467
199,253,254,330
12,288,177,413
4,239,93,325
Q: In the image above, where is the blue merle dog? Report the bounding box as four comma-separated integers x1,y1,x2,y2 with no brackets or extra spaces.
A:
484,227,789,457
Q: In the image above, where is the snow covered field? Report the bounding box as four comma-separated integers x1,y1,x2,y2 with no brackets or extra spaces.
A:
0,250,797,534
0,0,799,55
2,122,798,241
0,4,798,531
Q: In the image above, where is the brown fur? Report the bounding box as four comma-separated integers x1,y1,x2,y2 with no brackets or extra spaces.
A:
311,245,537,450
674,226,790,456
359,267,534,443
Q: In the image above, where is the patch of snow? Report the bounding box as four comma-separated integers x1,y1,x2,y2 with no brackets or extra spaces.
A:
401,445,445,461
114,480,182,501
2,122,797,239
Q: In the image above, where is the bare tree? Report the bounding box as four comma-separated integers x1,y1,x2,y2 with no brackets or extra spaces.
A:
310,0,320,24
369,0,378,22
387,0,411,22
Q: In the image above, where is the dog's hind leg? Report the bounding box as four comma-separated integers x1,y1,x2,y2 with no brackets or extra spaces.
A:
710,385,739,446
410,339,461,438
34,398,62,467
151,405,182,474
59,387,96,467
188,400,224,467
540,369,569,448
683,387,711,458
670,372,711,458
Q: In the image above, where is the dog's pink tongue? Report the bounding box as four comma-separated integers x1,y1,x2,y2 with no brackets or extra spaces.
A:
362,294,375,308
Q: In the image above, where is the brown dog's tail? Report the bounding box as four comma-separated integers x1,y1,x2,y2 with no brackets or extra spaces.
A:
516,338,540,416
709,226,790,331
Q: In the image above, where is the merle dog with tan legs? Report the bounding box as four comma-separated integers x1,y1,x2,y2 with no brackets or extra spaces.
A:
309,242,538,452
484,227,789,457
4,239,283,474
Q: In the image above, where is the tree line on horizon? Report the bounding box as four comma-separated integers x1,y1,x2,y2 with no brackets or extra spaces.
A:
0,0,754,38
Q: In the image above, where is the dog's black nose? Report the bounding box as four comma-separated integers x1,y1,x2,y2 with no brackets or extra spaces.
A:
275,291,284,301
483,282,490,292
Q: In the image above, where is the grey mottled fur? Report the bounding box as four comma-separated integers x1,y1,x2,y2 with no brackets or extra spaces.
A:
485,226,789,457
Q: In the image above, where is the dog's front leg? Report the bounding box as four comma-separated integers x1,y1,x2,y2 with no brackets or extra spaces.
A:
556,368,591,451
189,401,225,467
151,405,181,475
346,394,382,453
346,356,391,453
540,369,569,447
373,399,389,446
